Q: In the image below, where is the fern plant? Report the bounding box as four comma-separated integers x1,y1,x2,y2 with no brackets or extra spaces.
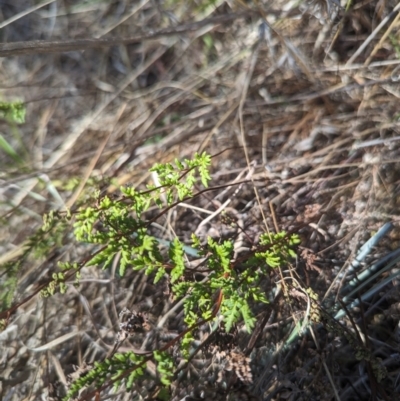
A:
4,151,299,400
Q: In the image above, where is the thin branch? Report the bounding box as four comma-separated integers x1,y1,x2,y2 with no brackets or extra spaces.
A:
0,11,257,57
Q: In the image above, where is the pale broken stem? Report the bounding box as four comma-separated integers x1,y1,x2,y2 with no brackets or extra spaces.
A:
214,166,249,202
22,330,85,353
194,164,255,235
177,202,214,215
194,199,232,235
238,43,259,169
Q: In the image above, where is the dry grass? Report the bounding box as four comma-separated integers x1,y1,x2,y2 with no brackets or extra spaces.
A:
1,0,400,400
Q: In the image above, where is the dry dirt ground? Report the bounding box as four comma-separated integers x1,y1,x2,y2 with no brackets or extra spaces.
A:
1,1,400,400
